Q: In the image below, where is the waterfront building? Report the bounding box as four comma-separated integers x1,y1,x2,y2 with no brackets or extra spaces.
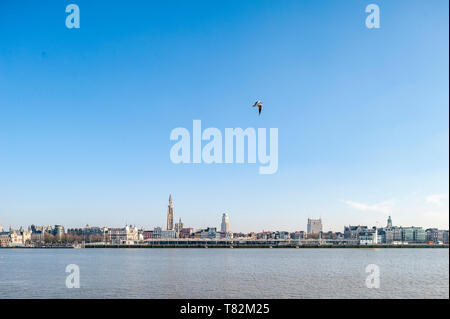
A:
290,231,305,240
307,218,322,235
167,194,174,230
377,228,386,243
0,231,10,246
179,228,194,238
275,231,290,240
359,235,373,245
67,228,83,236
393,227,403,243
412,227,426,243
30,225,53,234
160,229,177,238
142,230,154,240
137,228,145,241
30,230,45,242
321,231,339,240
384,226,402,244
53,225,65,239
0,227,32,246
20,227,32,244
219,231,233,239
195,228,207,239
426,228,449,244
232,232,249,238
402,227,414,243
221,213,230,233
387,215,393,228
152,226,177,239
426,228,439,243
175,218,184,235
344,225,368,239
359,228,379,245
195,227,220,239
106,225,139,244
67,225,107,241
437,229,446,244
153,227,162,239
335,232,345,240
256,231,274,240
207,227,220,239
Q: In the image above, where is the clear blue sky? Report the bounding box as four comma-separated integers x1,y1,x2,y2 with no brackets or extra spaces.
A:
0,0,448,232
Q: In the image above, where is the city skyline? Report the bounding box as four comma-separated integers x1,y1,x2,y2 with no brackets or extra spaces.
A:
0,0,448,305
1,193,447,246
0,196,447,235
2,211,449,248
1,198,448,233
0,0,448,232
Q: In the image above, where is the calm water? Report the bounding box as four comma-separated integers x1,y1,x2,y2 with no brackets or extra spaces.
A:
0,248,448,299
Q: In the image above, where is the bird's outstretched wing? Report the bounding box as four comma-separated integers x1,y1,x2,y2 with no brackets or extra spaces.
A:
251,101,263,115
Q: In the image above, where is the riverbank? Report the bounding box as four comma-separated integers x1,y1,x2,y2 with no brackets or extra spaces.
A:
85,244,449,248
1,244,448,249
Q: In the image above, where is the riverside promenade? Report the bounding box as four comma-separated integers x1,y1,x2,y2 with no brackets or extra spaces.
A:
82,238,449,248
1,239,448,248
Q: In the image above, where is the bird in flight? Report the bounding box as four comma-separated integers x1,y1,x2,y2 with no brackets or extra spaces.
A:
252,101,263,115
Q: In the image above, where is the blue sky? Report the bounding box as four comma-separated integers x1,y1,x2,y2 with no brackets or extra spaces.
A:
0,0,448,232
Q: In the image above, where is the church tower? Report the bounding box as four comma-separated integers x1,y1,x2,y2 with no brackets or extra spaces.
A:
387,215,392,228
167,194,174,230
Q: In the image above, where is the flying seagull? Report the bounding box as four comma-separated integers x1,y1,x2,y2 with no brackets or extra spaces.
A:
252,101,262,115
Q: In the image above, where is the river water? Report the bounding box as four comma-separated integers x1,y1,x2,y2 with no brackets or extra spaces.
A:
0,248,448,298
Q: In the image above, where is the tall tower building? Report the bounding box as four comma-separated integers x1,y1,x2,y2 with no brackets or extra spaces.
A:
221,213,230,233
387,215,392,228
307,218,322,234
167,194,174,230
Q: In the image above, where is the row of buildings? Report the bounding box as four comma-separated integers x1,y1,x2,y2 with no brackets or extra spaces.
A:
2,220,447,246
0,195,233,246
342,216,449,245
0,224,65,246
0,197,448,246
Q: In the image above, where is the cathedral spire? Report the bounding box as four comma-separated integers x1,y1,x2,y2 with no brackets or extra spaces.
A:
167,194,174,230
